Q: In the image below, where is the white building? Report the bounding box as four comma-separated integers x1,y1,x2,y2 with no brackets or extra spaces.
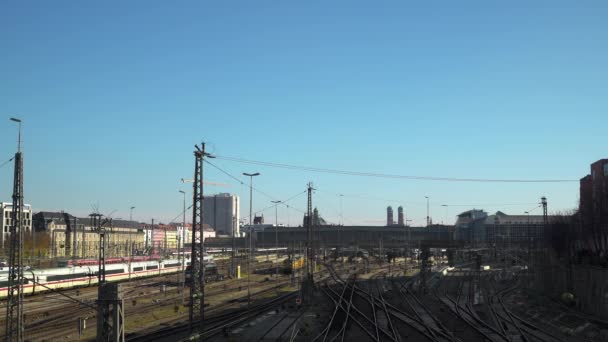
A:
203,193,240,236
1,202,33,245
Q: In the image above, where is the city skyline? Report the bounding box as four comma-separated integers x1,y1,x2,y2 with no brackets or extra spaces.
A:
1,1,606,225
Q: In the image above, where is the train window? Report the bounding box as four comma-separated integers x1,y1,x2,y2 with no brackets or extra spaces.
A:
47,273,88,281
0,281,9,288
104,269,124,275
146,265,158,270
163,263,180,268
133,267,144,272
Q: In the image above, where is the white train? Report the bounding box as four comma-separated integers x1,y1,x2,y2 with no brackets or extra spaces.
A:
0,258,209,298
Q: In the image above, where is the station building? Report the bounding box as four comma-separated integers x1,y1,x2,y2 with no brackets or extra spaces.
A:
33,212,144,258
454,209,549,245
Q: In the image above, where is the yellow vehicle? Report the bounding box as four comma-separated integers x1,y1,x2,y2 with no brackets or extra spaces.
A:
281,255,305,274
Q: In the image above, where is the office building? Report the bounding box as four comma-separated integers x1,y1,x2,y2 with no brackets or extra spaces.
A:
203,193,240,236
1,202,33,246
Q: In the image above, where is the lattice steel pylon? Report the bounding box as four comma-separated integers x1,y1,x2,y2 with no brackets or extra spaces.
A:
303,182,315,303
189,143,209,341
5,149,24,342
93,215,124,342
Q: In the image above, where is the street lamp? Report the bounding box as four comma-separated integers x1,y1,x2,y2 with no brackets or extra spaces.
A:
339,194,344,226
128,206,135,259
179,190,186,298
441,204,449,224
10,117,22,153
243,172,260,307
425,196,430,227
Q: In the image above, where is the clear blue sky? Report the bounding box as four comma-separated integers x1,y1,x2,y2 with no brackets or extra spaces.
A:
1,1,606,226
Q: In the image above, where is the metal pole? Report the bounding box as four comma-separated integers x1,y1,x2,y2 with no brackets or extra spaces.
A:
272,200,281,280
249,179,252,307
231,216,236,278
181,191,186,293
242,172,260,308
425,196,430,227
151,219,154,255
339,194,343,226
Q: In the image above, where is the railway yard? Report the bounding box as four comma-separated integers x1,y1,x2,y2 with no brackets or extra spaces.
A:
2,253,606,342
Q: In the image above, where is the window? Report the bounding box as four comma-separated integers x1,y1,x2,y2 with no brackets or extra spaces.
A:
47,273,89,281
604,163,608,176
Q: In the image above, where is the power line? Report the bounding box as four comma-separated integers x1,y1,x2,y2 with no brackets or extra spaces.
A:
0,156,14,169
253,190,307,216
168,203,194,224
444,203,540,207
214,155,577,183
313,191,355,225
315,189,427,208
204,159,307,215
204,159,277,201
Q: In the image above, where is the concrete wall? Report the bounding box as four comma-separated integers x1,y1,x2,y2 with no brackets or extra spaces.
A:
534,254,608,320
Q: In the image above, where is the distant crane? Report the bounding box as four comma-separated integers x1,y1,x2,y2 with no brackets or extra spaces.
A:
181,178,230,187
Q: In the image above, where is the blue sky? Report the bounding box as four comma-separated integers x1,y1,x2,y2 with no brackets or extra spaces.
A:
1,1,606,226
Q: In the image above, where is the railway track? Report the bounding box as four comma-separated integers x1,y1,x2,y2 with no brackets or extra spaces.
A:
486,277,568,342
318,261,573,342
317,263,441,342
128,290,299,342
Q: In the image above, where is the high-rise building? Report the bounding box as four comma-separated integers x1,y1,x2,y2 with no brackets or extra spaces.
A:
203,193,240,236
397,206,404,226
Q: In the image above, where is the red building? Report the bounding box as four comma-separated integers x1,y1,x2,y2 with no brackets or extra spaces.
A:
579,159,608,252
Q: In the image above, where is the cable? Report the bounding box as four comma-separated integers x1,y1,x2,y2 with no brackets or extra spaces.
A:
0,156,15,169
313,191,355,225
443,203,540,207
168,203,194,225
204,159,308,222
253,190,307,216
204,159,278,201
214,155,577,183
315,189,427,209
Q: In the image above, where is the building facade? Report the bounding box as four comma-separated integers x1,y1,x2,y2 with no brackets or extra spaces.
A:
484,211,546,244
33,212,144,258
454,209,487,241
1,202,32,247
142,223,216,253
581,159,608,226
203,193,239,236
579,158,608,252
454,209,548,245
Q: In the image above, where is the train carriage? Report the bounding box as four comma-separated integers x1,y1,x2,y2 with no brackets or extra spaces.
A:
0,255,213,298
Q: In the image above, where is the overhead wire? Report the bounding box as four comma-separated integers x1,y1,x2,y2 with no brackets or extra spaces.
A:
214,155,577,183
254,190,307,216
204,159,307,216
0,156,15,169
204,159,277,201
313,190,355,225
